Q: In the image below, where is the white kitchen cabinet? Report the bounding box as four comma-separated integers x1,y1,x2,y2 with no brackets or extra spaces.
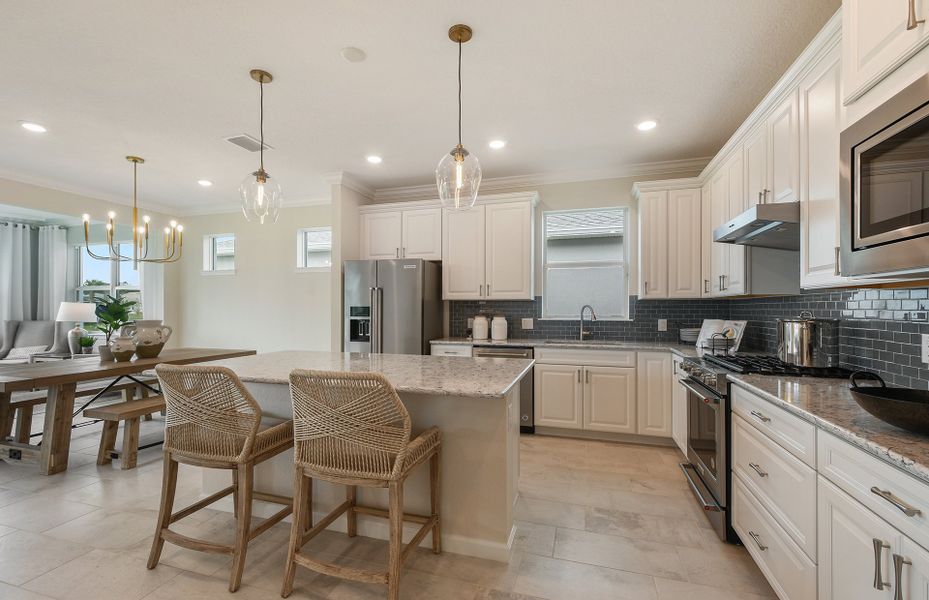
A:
442,205,486,300
484,201,534,300
744,123,768,208
670,355,687,454
767,90,800,205
667,189,703,298
534,363,583,430
401,208,442,260
583,366,636,434
639,191,669,299
898,536,929,600
709,167,729,296
800,44,845,289
725,152,747,295
430,343,472,357
843,0,929,105
818,476,900,600
635,352,672,438
360,211,403,259
700,180,713,297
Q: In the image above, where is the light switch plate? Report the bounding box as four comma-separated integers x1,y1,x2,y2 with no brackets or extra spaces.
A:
521,318,534,330
658,319,668,332
922,334,929,364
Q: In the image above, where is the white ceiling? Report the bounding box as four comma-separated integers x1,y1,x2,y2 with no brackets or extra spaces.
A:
0,0,840,214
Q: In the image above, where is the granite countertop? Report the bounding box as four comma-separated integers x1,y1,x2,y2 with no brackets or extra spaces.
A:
208,350,534,399
729,374,929,485
431,337,699,357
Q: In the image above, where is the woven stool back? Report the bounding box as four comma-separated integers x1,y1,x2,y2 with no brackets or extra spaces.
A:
289,370,412,481
155,364,262,463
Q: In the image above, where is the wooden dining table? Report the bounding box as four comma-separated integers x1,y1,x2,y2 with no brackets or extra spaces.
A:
0,347,256,475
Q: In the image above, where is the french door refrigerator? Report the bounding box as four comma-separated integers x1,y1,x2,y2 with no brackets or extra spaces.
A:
343,259,442,355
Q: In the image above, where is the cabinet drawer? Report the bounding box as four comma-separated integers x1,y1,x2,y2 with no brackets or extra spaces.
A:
731,384,817,468
733,414,817,560
818,430,929,552
534,347,635,367
430,344,472,357
732,475,817,600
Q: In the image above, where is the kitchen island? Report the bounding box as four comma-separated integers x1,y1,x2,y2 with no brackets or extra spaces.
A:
203,350,533,562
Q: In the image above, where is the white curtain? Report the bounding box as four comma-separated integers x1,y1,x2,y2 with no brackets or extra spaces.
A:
140,260,164,320
0,223,34,321
36,226,68,320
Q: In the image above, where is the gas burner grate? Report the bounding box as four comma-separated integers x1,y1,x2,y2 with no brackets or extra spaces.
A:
703,354,852,379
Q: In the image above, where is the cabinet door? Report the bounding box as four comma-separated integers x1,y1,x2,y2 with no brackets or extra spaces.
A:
767,90,800,204
484,201,534,300
700,181,713,297
442,206,485,300
582,366,636,434
401,208,442,260
360,211,402,259
818,476,899,600
635,352,672,437
671,356,687,454
709,168,729,296
843,0,929,104
800,46,845,289
535,364,583,430
899,536,929,600
725,152,746,295
668,188,702,298
744,124,768,208
639,191,669,299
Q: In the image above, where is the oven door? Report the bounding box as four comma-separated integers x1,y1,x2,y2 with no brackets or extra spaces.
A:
682,378,725,507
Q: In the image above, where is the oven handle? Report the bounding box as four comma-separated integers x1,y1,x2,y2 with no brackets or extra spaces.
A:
680,463,722,512
680,378,721,404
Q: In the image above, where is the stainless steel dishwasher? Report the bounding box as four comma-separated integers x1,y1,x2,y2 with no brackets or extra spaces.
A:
473,346,534,433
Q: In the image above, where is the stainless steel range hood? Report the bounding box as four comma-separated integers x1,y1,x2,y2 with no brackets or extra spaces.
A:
713,202,800,251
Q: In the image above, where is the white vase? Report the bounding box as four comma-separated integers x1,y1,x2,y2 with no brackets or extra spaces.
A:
109,335,136,362
122,320,173,359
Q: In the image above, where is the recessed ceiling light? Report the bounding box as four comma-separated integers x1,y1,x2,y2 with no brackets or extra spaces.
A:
20,121,47,133
341,47,367,63
636,120,657,131
366,155,383,164
488,140,507,150
197,179,213,187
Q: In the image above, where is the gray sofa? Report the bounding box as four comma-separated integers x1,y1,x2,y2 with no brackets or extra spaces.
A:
0,320,71,363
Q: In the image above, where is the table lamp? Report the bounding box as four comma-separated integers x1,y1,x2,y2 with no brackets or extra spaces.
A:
56,302,98,355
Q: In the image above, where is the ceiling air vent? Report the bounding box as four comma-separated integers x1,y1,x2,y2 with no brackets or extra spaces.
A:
224,134,273,152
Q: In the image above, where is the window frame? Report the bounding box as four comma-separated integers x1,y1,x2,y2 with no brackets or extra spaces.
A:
202,233,236,275
74,244,143,329
295,226,333,273
540,207,630,321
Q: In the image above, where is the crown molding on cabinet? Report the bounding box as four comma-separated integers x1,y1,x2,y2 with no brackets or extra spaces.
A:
631,177,704,198
358,190,540,214
321,171,375,199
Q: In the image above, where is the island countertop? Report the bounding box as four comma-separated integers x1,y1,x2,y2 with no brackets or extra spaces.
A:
208,350,534,399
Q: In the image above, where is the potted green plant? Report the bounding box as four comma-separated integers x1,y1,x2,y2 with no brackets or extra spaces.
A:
93,294,138,361
78,336,96,354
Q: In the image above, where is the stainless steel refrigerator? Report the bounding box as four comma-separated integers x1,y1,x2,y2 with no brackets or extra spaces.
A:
343,259,442,355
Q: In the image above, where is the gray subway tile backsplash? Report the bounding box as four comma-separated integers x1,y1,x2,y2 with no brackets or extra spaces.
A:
450,286,929,389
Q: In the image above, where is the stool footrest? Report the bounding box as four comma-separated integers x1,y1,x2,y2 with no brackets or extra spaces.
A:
160,528,234,555
293,551,387,584
170,485,235,524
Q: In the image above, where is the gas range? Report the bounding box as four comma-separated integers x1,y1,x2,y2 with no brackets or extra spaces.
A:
680,353,853,397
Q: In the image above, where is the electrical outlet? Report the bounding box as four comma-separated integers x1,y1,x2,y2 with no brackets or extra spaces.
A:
922,334,929,364
657,319,668,332
521,318,534,330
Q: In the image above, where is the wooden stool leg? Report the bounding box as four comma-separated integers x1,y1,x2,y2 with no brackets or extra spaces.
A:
232,468,239,518
148,452,178,569
346,485,357,537
430,449,441,554
229,462,253,593
303,475,313,533
281,468,308,598
0,391,12,440
120,417,140,470
14,406,34,444
387,480,404,600
96,421,119,465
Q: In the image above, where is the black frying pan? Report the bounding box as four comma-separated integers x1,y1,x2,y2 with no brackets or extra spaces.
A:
849,371,929,435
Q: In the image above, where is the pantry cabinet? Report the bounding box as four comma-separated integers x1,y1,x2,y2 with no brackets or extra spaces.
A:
583,366,637,434
636,352,672,438
360,207,442,260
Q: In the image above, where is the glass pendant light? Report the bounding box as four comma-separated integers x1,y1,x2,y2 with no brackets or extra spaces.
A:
240,69,282,224
436,24,482,211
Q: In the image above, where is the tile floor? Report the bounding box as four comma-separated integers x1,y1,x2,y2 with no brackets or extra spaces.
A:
0,413,774,599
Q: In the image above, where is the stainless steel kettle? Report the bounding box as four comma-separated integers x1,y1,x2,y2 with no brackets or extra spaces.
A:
776,310,840,368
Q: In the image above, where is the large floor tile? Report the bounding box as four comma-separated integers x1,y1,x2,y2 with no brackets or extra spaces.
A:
553,527,687,581
0,581,55,600
585,506,706,547
513,521,555,557
138,571,275,600
514,497,585,530
675,543,775,596
405,547,522,592
327,569,485,600
0,495,98,533
43,508,158,550
654,577,775,599
0,530,89,586
513,553,657,600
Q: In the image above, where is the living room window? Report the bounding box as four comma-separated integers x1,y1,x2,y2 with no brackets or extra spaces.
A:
542,207,629,319
75,243,143,330
297,227,332,272
202,233,236,274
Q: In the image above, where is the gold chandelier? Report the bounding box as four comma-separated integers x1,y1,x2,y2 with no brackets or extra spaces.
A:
81,156,183,269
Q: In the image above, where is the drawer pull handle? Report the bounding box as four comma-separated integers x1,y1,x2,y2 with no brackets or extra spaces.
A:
873,538,891,590
871,486,922,517
749,410,771,423
748,531,768,551
893,554,912,600
749,462,768,478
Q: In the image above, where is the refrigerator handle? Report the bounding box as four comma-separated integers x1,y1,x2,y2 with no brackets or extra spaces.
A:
370,286,383,353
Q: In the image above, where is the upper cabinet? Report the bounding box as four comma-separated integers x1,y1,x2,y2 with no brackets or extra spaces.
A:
842,0,929,105
667,189,704,298
638,191,669,299
360,206,442,260
360,211,403,259
767,90,800,205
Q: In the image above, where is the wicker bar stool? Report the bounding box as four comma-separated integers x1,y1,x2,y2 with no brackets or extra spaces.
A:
282,370,441,600
148,364,294,592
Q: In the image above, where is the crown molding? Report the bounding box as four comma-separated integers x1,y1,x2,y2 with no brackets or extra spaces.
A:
179,196,331,217
632,177,703,198
321,171,374,199
371,157,711,202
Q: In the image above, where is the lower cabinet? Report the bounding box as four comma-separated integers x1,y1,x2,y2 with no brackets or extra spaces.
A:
583,366,636,434
534,364,583,429
636,352,672,438
670,355,687,454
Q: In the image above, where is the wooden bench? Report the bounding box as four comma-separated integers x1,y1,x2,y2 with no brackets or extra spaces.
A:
84,395,166,469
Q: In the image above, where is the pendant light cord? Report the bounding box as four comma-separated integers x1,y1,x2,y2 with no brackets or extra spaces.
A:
259,80,265,172
458,39,462,147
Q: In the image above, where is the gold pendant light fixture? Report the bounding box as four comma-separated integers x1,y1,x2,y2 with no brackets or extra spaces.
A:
436,24,482,211
240,69,282,224
81,156,183,270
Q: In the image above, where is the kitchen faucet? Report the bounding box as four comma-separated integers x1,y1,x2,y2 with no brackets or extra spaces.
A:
579,304,597,341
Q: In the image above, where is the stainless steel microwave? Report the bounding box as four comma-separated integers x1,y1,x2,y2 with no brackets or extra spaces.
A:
840,73,929,277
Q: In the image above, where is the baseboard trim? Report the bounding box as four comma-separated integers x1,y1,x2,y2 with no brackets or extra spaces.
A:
532,427,675,447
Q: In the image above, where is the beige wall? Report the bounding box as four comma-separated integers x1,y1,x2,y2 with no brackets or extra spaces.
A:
175,204,332,353
327,181,367,351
